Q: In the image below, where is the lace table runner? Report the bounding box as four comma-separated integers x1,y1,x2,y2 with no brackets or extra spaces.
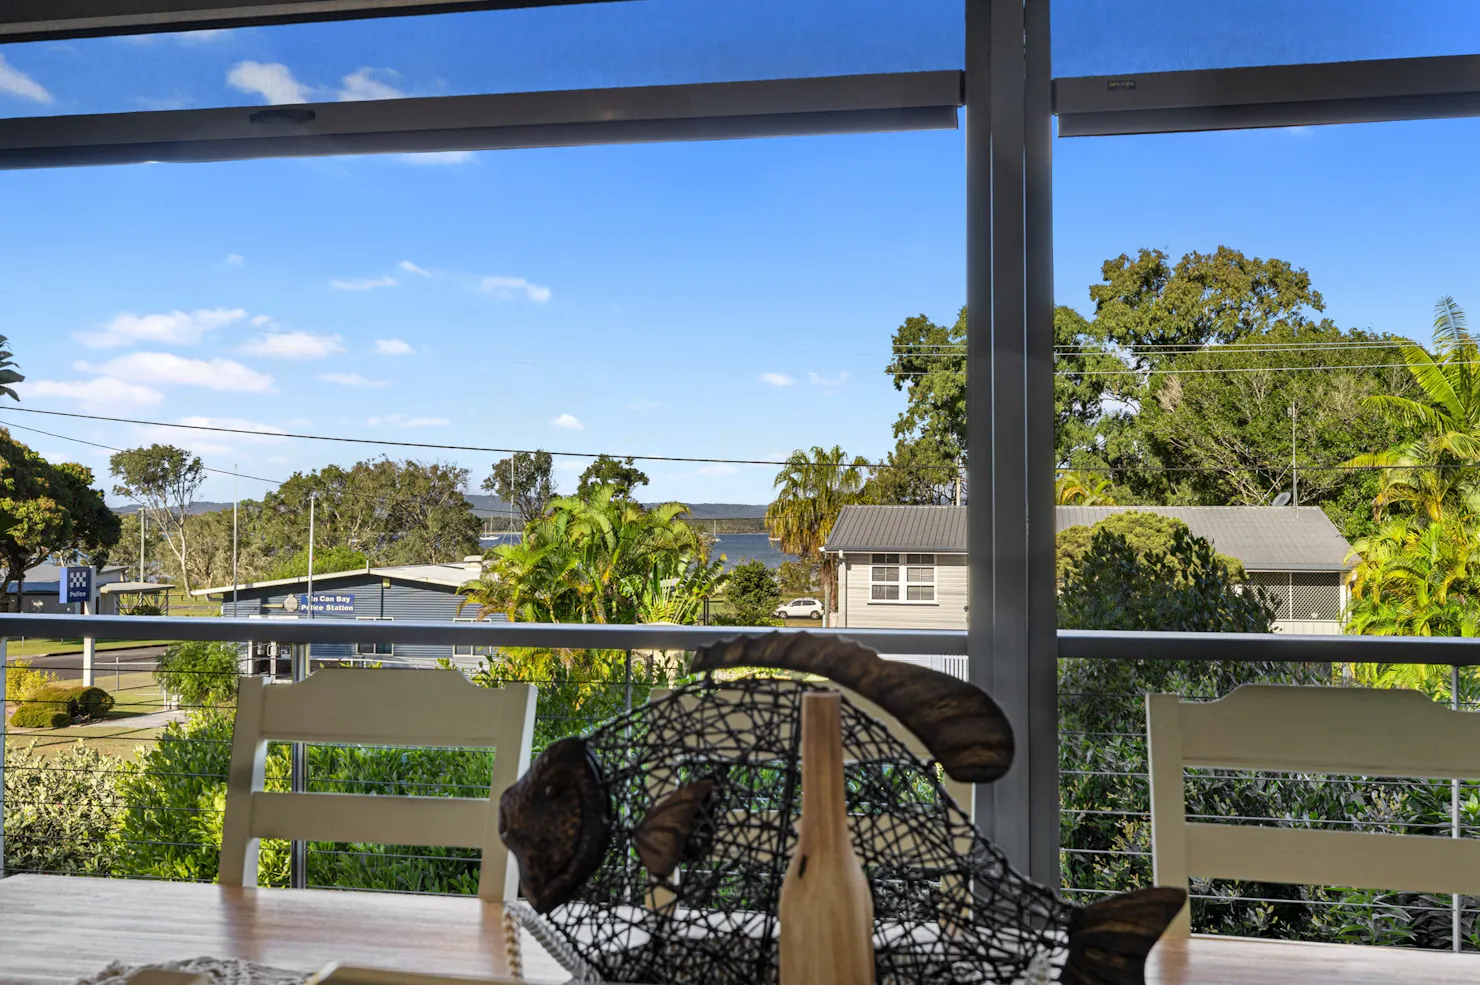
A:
76,956,311,985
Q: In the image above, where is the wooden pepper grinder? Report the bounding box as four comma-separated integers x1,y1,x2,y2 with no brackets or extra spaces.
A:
780,691,876,985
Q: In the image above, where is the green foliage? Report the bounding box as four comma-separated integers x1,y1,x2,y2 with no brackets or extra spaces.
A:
863,434,959,506
0,428,121,609
4,658,56,701
0,333,24,402
577,455,649,501
1059,525,1272,633
776,559,818,596
462,484,713,626
3,741,122,875
19,684,114,723
467,649,652,751
765,445,866,612
1055,511,1245,584
717,560,782,627
260,458,480,567
154,641,241,709
9,702,70,728
266,545,369,581
484,450,555,527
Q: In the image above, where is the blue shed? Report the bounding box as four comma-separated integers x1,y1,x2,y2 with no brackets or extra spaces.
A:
192,560,502,672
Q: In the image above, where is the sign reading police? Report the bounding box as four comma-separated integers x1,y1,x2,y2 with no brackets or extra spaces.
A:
285,592,355,614
60,566,93,605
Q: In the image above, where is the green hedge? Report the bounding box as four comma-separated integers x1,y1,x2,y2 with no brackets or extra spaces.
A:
24,685,114,722
9,702,71,728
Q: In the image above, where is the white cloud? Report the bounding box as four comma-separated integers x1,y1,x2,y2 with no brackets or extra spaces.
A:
375,338,414,355
24,377,164,408
480,275,552,303
226,253,245,266
76,353,273,392
338,68,405,102
760,372,796,387
227,61,309,105
319,372,390,388
628,398,660,411
366,413,449,428
698,463,739,477
75,307,248,349
400,151,474,166
551,413,584,431
808,370,850,388
0,55,53,104
398,260,431,277
178,29,229,44
179,416,289,444
240,332,345,360
332,275,398,291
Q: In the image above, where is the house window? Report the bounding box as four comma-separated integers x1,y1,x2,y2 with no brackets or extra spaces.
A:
870,553,900,600
453,617,490,657
355,616,394,656
905,554,936,601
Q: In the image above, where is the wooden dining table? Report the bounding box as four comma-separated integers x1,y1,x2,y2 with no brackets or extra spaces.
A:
0,874,1474,985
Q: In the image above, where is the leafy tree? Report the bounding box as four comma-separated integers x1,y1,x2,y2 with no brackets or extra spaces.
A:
1090,246,1325,361
265,545,369,581
1055,511,1243,582
1055,470,1116,506
109,444,206,593
260,459,480,566
484,450,555,527
153,641,241,709
718,559,782,627
0,334,24,401
3,740,121,875
577,455,649,501
764,445,867,622
776,559,818,596
863,435,960,505
1058,525,1272,633
461,485,710,626
0,430,120,609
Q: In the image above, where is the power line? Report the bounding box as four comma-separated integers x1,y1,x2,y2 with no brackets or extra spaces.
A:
0,406,949,472
0,418,283,484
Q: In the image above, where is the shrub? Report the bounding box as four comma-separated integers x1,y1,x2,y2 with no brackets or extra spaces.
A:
73,686,115,719
2,740,124,875
715,560,782,627
4,659,57,701
9,702,71,728
23,684,115,722
154,640,241,709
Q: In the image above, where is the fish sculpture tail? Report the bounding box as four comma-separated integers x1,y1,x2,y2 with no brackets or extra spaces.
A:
1059,886,1186,985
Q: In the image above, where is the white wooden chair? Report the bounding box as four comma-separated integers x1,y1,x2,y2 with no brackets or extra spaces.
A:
219,670,537,903
1147,684,1480,937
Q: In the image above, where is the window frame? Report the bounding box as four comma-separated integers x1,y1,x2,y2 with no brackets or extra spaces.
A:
453,616,492,657
354,616,395,656
869,552,937,605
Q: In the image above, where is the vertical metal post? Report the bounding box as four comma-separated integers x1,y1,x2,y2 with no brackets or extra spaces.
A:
81,594,96,688
966,0,1059,884
1454,663,1463,952
624,650,633,715
290,641,308,889
0,637,6,878
232,464,239,617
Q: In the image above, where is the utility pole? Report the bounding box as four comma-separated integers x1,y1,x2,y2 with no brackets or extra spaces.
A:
291,490,316,890
232,465,239,616
306,491,316,626
138,509,146,582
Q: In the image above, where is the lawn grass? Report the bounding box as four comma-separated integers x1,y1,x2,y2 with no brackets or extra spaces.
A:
4,637,169,659
5,670,175,760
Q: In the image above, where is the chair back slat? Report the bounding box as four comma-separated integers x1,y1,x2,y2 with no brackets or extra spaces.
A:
1148,684,1480,938
218,670,536,903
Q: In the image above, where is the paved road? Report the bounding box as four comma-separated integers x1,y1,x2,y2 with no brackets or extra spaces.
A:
18,645,165,681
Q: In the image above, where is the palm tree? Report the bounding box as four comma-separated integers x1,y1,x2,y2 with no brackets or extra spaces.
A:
764,445,868,625
1055,470,1116,506
1347,298,1480,520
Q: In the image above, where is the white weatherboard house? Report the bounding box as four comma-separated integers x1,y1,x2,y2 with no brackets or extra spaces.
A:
825,505,1356,636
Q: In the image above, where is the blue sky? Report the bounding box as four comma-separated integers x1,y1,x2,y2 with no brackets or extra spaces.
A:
0,1,1478,507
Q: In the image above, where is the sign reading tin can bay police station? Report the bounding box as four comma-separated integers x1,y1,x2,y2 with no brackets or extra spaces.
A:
283,592,355,614
60,566,93,604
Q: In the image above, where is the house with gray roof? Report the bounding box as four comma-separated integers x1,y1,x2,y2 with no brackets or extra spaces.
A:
824,505,1355,635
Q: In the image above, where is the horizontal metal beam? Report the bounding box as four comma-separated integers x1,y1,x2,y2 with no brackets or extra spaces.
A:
0,613,969,655
1059,629,1480,667
5,613,1479,666
0,0,629,44
1055,54,1480,136
0,71,963,170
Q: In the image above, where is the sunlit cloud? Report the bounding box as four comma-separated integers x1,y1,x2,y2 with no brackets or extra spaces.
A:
226,60,308,105
760,372,795,387
241,332,345,360
331,275,398,291
75,307,249,349
76,353,273,392
400,151,474,166
24,377,164,408
319,373,391,388
479,275,551,303
338,67,405,102
398,260,432,277
375,338,414,355
551,413,585,431
366,413,448,428
0,55,53,104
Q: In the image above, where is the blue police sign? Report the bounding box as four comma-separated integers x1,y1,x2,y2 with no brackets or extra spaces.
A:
286,592,355,614
60,566,93,604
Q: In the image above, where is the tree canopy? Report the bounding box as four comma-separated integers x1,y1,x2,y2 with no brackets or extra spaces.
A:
109,444,206,593
0,430,120,607
577,455,649,501
484,450,555,527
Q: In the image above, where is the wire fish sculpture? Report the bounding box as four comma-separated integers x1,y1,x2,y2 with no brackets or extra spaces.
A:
500,632,1185,985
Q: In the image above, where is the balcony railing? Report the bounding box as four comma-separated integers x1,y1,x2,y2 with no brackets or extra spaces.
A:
0,613,1476,952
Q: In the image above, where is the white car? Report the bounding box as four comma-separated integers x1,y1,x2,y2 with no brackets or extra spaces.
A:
775,597,824,620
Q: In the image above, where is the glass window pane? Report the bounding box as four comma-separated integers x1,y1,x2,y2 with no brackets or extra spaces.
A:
0,0,964,120
905,553,933,565
871,584,899,600
1054,0,1480,77
872,566,899,583
906,585,933,601
906,566,932,583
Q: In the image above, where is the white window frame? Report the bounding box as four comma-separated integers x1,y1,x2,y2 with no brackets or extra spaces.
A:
869,553,938,605
355,616,394,656
453,617,491,657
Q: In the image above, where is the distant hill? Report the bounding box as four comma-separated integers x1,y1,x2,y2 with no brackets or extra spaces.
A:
116,497,769,520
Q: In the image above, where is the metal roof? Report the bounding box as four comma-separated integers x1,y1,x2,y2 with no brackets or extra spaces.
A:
192,561,482,597
826,504,1355,571
824,506,968,554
